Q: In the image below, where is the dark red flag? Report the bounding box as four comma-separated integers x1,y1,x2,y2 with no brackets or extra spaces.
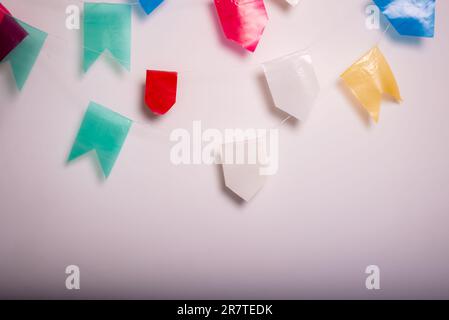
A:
0,4,28,61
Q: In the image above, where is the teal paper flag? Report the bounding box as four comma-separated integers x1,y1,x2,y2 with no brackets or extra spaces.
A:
2,19,47,90
68,102,132,178
83,3,131,72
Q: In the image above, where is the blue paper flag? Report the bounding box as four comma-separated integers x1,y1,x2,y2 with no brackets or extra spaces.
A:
139,0,164,15
2,19,47,90
373,0,436,38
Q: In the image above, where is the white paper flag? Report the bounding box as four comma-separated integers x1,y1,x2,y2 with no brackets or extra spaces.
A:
263,51,320,121
220,138,272,202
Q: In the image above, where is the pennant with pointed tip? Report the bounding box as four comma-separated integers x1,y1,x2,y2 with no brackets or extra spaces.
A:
263,52,320,121
139,0,164,15
220,137,274,202
0,4,28,62
68,102,132,178
83,3,131,72
1,19,47,90
145,70,178,115
213,0,268,52
373,0,436,38
341,46,402,123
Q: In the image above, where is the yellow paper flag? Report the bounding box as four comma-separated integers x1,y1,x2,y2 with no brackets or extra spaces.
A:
341,46,402,123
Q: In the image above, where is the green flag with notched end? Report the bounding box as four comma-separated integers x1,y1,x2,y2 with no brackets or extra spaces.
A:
68,102,132,178
83,2,131,72
2,19,47,90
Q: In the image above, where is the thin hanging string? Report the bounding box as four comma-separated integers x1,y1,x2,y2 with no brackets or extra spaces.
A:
2,0,393,136
6,0,365,74
377,23,391,45
4,0,386,73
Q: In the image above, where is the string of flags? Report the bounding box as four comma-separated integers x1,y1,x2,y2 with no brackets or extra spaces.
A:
0,0,438,201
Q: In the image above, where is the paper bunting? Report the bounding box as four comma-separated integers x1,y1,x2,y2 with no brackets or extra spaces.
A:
0,4,28,62
1,19,47,90
286,0,300,6
139,0,164,15
145,70,178,115
263,52,320,121
373,0,436,37
83,3,131,72
68,102,132,178
341,46,402,123
214,0,268,52
221,139,268,201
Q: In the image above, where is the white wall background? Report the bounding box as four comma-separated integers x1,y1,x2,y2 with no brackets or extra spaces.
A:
0,0,448,299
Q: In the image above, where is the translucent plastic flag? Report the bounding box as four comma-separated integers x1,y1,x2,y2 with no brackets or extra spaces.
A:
221,139,268,202
373,0,436,37
213,0,268,52
83,3,131,72
145,70,178,115
341,46,402,123
1,19,47,90
139,0,164,15
263,52,320,121
0,4,28,61
68,102,132,178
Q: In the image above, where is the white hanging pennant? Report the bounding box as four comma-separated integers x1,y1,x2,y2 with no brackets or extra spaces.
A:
220,137,273,202
262,51,320,121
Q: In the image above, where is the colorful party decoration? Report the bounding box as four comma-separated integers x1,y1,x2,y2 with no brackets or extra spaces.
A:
1,2,425,203
68,102,132,178
83,3,131,72
145,70,178,115
373,0,436,37
139,0,164,15
0,4,28,62
213,0,269,52
341,46,402,123
263,52,320,121
1,19,47,90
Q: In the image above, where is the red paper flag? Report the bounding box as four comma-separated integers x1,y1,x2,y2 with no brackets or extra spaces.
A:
145,70,178,115
0,4,28,61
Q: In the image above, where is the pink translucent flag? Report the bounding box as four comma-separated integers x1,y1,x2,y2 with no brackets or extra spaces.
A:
214,0,268,52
